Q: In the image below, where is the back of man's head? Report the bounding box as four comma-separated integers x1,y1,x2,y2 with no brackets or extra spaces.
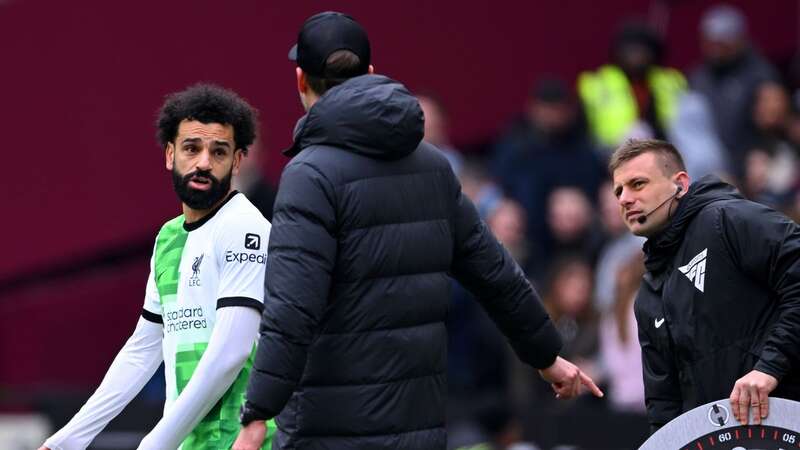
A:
305,49,363,96
289,11,371,96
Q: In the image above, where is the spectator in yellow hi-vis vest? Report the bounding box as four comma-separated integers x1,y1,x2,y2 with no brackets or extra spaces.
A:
579,21,686,150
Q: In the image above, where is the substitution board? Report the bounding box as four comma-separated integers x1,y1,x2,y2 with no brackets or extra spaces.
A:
640,397,800,449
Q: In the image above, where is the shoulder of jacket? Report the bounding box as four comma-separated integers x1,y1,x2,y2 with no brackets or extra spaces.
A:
418,141,455,167
655,66,685,76
709,198,763,220
286,146,338,175
685,201,726,233
289,144,331,164
280,148,343,200
578,65,620,83
688,199,765,244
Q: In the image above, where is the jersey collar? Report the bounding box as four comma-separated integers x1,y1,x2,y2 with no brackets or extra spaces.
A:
183,190,239,232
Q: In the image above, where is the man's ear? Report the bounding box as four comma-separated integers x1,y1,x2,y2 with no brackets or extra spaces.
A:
296,67,307,94
675,171,690,198
232,149,244,176
367,64,375,74
165,143,174,171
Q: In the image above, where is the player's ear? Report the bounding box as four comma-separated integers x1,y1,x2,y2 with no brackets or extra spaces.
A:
232,148,244,176
165,143,175,171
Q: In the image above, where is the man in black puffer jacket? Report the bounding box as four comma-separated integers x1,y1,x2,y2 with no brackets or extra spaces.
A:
233,11,602,450
610,139,800,434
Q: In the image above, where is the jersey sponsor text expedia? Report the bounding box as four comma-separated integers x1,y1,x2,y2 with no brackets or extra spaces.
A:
225,250,267,264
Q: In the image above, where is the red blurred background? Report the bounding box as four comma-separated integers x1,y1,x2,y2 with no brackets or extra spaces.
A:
1,0,796,398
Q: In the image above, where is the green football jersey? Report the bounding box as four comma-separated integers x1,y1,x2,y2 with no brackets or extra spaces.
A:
142,192,275,449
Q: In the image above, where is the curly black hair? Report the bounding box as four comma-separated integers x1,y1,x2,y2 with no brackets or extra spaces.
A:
156,83,257,154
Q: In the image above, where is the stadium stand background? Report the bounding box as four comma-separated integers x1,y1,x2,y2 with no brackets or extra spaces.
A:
1,0,797,448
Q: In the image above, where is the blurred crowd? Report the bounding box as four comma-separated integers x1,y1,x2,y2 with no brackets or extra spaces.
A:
413,4,800,449
50,4,795,449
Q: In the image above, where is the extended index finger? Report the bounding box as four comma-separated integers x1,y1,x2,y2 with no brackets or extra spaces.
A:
580,371,604,398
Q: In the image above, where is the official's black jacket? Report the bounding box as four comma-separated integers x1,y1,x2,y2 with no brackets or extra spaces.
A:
244,75,562,450
637,175,800,431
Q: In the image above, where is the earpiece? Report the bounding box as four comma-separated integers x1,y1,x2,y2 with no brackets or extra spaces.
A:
636,184,684,225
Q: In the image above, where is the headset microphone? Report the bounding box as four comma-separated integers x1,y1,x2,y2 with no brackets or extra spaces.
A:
636,185,683,224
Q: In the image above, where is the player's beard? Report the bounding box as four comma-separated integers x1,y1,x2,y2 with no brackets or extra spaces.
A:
172,166,233,210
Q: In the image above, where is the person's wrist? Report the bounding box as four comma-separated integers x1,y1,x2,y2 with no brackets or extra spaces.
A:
239,402,269,426
540,355,560,372
753,360,784,382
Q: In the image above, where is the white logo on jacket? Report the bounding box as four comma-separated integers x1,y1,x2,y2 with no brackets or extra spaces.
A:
678,248,707,293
